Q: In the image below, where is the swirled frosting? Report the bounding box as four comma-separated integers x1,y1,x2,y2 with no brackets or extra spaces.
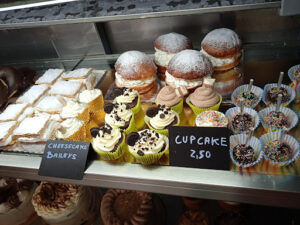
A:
101,189,153,225
92,124,122,152
156,86,182,107
78,89,102,103
128,129,168,155
190,78,220,108
61,101,87,119
147,105,178,130
55,118,84,139
105,103,132,129
113,87,138,104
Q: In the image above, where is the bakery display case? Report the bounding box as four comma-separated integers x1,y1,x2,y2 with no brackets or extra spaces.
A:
0,1,300,221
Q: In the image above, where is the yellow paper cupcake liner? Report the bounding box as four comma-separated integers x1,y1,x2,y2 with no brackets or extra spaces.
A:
135,108,146,130
144,113,180,137
170,99,184,114
91,109,105,126
88,94,104,115
92,134,125,160
131,147,169,165
64,123,86,142
124,115,137,135
186,95,222,116
77,107,90,125
131,95,141,114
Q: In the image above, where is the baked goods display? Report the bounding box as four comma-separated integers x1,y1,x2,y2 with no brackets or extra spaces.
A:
154,32,192,80
101,189,166,225
32,182,101,225
0,177,37,225
165,49,213,91
215,211,247,225
195,111,228,127
263,83,295,107
201,28,242,71
178,209,210,225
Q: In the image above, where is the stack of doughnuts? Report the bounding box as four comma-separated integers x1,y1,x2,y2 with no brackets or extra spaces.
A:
154,32,192,81
115,50,158,100
200,28,243,99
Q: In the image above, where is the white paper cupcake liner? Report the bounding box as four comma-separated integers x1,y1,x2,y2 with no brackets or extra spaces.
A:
225,107,260,134
231,84,263,108
230,134,263,168
258,106,298,132
262,83,296,106
297,83,300,97
288,64,300,82
260,132,300,167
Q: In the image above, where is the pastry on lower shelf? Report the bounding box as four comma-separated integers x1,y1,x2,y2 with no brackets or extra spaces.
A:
55,118,86,142
115,51,157,96
60,100,89,124
32,182,101,225
178,209,209,225
215,211,247,225
104,103,135,135
101,189,166,225
16,84,49,106
156,86,188,114
35,96,66,114
186,78,221,114
182,197,206,210
0,121,18,148
35,69,64,85
218,201,243,212
111,87,145,130
166,50,213,91
91,124,125,160
127,129,169,165
145,104,180,136
154,32,192,81
195,110,228,127
0,177,37,225
0,103,28,122
201,28,242,71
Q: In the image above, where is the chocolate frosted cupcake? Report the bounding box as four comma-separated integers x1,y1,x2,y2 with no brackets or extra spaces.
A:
32,182,101,225
91,124,125,160
104,103,135,135
127,129,169,165
101,189,166,225
178,209,209,225
0,177,37,225
145,105,180,136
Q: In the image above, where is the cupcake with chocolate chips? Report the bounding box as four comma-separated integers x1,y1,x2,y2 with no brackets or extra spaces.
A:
104,103,136,135
91,124,125,160
127,129,169,165
263,83,295,106
145,105,180,136
112,87,145,130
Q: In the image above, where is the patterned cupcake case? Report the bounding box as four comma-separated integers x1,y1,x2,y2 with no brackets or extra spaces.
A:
288,64,300,82
231,84,263,108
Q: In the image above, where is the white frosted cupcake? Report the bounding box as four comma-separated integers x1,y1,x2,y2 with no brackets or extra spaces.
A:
60,100,89,123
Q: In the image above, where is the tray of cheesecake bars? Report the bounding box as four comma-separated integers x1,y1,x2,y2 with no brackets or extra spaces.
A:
0,28,299,176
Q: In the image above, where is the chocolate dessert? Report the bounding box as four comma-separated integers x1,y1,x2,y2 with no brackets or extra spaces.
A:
233,144,256,164
266,87,290,103
232,113,254,132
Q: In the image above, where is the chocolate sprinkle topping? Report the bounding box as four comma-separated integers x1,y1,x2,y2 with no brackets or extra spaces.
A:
137,150,144,156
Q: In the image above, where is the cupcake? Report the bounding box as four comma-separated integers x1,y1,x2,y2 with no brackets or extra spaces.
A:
288,64,300,83
154,32,192,81
260,132,300,166
165,50,213,91
145,105,180,136
101,189,166,225
225,107,260,134
91,124,125,160
186,78,222,115
0,178,37,225
156,86,188,114
259,106,298,132
215,211,247,225
201,28,242,71
32,182,101,225
178,209,209,225
55,118,86,141
195,110,228,127
104,103,135,135
218,201,243,212
263,83,295,106
78,89,105,125
182,197,206,210
127,129,169,165
232,84,263,108
112,87,145,130
230,134,263,168
60,100,90,124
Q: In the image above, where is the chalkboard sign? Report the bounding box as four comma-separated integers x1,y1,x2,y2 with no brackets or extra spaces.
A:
39,140,91,180
169,126,230,170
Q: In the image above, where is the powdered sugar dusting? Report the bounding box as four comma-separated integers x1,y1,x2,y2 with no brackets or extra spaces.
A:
154,32,191,53
168,50,213,75
202,28,241,49
115,50,155,75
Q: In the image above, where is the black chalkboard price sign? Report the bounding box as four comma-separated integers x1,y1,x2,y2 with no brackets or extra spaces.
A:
169,126,230,170
38,140,91,180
